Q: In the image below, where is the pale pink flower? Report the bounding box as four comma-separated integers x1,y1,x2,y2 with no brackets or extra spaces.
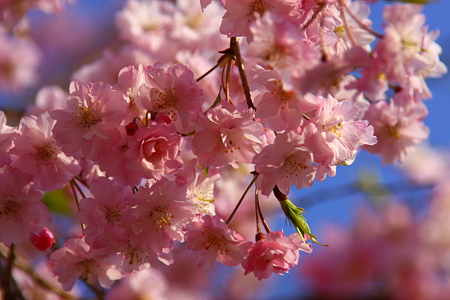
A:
0,111,16,167
184,215,252,270
0,166,50,246
106,268,168,300
253,129,317,196
10,112,81,191
50,81,128,161
220,0,297,42
176,158,221,215
0,33,40,93
251,66,318,131
50,237,123,291
248,12,319,70
25,85,68,117
78,177,131,248
30,227,55,251
242,231,308,280
141,63,204,133
363,95,429,165
308,95,377,166
125,180,196,254
193,101,266,167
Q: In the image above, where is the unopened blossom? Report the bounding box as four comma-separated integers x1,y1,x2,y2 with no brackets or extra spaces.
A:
0,111,16,167
0,166,50,246
50,81,128,161
193,101,267,167
253,129,317,196
141,63,204,133
10,112,81,191
242,231,310,280
50,237,123,291
125,179,196,254
184,215,252,270
30,227,55,251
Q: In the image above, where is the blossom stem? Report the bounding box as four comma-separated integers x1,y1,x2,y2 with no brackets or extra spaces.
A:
225,58,232,102
302,0,327,30
255,190,271,233
338,1,357,47
230,37,255,110
339,0,384,39
2,244,16,300
0,247,77,300
226,173,258,225
196,62,220,82
69,180,86,231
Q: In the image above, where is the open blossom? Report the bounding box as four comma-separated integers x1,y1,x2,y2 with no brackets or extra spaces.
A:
248,12,319,70
193,101,267,167
307,95,377,166
10,112,81,192
0,166,50,246
50,81,127,161
0,111,16,167
242,231,311,280
78,177,131,248
124,179,196,254
0,33,40,93
50,238,123,291
253,129,317,196
140,63,204,133
363,94,429,165
183,215,252,270
251,66,318,131
220,0,297,42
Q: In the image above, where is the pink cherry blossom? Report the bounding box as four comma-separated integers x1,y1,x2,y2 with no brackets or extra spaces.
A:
50,81,128,161
307,95,377,166
98,115,183,186
77,177,131,248
184,215,252,270
220,0,297,42
247,12,319,70
140,63,204,133
50,237,123,291
0,32,40,93
363,94,429,165
10,112,81,191
253,129,317,196
0,111,16,167
241,231,309,280
0,166,50,246
124,179,196,254
193,101,266,167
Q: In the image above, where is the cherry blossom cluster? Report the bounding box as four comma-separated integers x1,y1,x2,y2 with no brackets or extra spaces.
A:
0,0,446,297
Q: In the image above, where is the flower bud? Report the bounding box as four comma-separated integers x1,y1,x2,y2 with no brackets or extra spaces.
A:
30,228,55,251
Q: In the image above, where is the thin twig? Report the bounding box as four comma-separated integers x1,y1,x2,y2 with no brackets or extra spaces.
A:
230,37,255,110
196,62,220,82
226,173,258,225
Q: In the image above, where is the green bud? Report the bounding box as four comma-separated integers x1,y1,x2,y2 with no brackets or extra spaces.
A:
279,198,328,247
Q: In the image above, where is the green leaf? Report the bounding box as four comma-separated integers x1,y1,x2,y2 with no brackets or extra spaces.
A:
42,189,72,215
279,199,328,247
